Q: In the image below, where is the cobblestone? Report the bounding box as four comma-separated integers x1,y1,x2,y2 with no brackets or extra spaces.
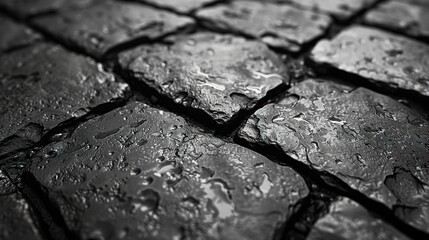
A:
32,1,194,59
196,1,332,52
311,25,429,97
28,102,308,240
119,33,287,125
0,14,41,52
364,1,429,39
239,79,429,232
0,43,129,141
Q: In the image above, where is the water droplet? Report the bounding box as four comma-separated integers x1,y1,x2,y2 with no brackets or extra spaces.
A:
355,153,365,165
311,141,320,151
94,128,120,139
313,98,325,111
207,48,215,56
254,162,264,168
131,167,142,176
259,173,273,196
131,189,160,213
141,176,154,186
201,179,234,219
328,116,346,125
272,115,285,123
201,166,214,181
335,159,343,164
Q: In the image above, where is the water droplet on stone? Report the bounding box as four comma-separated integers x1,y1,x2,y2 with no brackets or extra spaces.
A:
131,167,141,176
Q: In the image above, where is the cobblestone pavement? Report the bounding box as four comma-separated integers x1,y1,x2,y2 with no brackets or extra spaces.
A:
0,0,428,240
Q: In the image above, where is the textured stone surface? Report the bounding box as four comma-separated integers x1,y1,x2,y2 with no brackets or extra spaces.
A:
307,198,409,240
0,14,41,52
28,102,309,240
0,0,101,19
139,0,218,13
32,1,194,59
0,43,129,141
0,170,43,240
239,79,429,231
196,1,332,52
119,33,287,125
310,25,429,97
282,0,377,20
364,1,429,39
399,0,429,7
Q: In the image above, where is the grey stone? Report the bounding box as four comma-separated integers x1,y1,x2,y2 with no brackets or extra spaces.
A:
32,1,194,59
310,25,429,97
307,198,410,240
119,33,287,125
28,102,309,240
0,43,129,141
0,169,44,240
0,14,41,52
364,1,429,39
0,0,101,19
239,79,429,232
196,1,332,52
281,0,378,20
139,0,219,14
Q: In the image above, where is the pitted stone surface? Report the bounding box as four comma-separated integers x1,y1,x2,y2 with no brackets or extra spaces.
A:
364,1,429,39
196,1,332,52
28,102,309,240
139,0,218,13
0,170,43,240
32,1,194,59
282,0,377,20
0,14,41,52
307,198,409,240
0,43,129,141
0,0,101,19
239,79,429,231
119,33,287,125
310,25,429,97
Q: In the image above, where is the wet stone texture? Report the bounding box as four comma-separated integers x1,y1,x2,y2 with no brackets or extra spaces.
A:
0,14,41,52
400,0,429,7
138,0,219,14
310,25,429,98
0,170,43,240
28,102,309,240
0,0,101,19
196,1,332,52
32,1,195,59
119,33,287,125
0,43,129,142
364,1,429,39
238,79,429,232
280,0,378,20
307,198,410,240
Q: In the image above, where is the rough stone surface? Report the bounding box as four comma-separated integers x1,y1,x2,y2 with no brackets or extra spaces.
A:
196,1,332,52
399,0,429,7
307,198,410,240
310,25,429,97
239,79,429,231
364,1,429,39
282,0,377,20
0,43,129,141
119,33,287,125
28,102,309,240
0,169,43,240
0,14,41,52
139,0,218,13
0,0,101,19
32,1,194,59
